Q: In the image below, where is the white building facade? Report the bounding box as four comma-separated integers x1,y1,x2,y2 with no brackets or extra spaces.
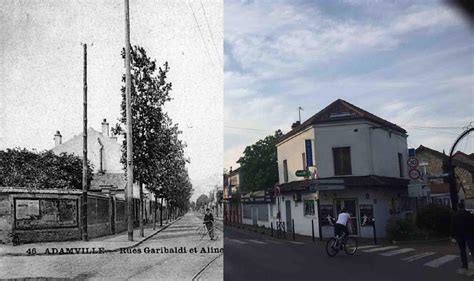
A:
243,99,413,239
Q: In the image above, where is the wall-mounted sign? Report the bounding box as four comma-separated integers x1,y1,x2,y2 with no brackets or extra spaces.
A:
15,198,78,229
295,170,310,177
359,204,374,227
305,139,313,167
408,148,416,157
320,205,335,226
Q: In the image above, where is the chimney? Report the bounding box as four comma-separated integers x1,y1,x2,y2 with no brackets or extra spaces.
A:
291,121,301,129
101,118,109,137
54,131,62,146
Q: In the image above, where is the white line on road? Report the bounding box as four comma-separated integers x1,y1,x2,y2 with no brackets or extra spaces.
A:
227,238,247,245
380,248,414,257
357,245,379,250
248,239,266,245
289,241,304,245
363,246,399,253
424,255,458,268
402,252,436,262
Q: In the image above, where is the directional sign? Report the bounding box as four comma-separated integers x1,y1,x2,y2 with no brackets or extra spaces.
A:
295,170,310,177
409,169,421,180
407,157,419,168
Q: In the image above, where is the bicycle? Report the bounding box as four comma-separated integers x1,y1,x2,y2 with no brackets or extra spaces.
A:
325,232,357,257
197,221,217,240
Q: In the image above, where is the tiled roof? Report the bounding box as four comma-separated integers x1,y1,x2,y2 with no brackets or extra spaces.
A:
416,145,474,172
90,173,126,190
278,99,407,144
278,175,409,193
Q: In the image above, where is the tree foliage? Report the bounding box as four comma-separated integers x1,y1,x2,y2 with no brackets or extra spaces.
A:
196,194,209,209
237,130,283,192
113,45,192,211
0,148,93,189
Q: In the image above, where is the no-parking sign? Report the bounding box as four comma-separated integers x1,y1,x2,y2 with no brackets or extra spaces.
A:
409,169,421,180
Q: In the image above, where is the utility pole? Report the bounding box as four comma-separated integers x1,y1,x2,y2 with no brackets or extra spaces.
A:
124,0,134,241
82,43,88,241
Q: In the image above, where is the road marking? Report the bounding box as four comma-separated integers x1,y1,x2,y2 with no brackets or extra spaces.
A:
424,255,458,268
363,246,398,253
380,248,414,257
227,238,247,244
402,252,436,262
248,239,266,244
357,245,379,250
289,241,304,245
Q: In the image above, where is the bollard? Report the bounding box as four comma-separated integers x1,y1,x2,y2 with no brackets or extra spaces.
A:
311,219,315,242
283,222,286,240
372,218,377,245
271,222,274,237
292,219,295,241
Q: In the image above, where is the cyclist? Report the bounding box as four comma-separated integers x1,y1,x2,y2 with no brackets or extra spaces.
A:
203,208,215,240
334,208,351,244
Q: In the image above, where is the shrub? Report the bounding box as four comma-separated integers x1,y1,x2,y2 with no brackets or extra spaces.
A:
386,218,416,241
416,204,453,237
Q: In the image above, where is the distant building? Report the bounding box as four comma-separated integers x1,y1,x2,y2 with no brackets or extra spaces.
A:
51,119,144,200
415,145,473,208
224,167,242,224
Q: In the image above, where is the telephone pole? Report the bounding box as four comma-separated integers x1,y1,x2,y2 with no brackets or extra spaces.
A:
82,43,88,241
124,0,134,241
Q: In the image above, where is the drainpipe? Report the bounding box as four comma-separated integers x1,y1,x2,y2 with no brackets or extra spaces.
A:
368,127,375,174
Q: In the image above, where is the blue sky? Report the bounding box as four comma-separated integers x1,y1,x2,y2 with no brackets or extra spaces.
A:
224,0,474,169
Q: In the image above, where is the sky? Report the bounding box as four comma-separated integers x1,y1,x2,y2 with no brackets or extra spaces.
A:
224,0,474,169
0,0,223,201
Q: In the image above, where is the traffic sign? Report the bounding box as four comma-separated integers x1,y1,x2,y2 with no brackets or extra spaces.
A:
407,157,419,168
295,170,310,177
409,169,421,180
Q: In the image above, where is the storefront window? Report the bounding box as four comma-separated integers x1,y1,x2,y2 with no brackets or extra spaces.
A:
304,199,315,216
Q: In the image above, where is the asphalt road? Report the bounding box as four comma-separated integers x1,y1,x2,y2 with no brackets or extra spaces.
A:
0,212,223,280
224,226,472,281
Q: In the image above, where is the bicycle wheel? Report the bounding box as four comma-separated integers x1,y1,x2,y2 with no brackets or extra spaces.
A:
344,237,358,255
326,238,339,257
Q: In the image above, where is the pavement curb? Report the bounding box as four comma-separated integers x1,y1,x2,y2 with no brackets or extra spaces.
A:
0,217,183,257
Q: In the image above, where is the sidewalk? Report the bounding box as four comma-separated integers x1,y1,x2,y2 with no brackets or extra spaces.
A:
0,217,181,257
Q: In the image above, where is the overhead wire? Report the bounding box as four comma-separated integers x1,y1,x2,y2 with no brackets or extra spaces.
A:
187,0,215,68
199,0,223,65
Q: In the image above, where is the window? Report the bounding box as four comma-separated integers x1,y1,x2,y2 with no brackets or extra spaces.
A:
398,153,404,178
304,199,315,216
283,160,289,183
332,147,352,175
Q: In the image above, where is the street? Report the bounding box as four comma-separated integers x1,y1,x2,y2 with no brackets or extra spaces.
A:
0,212,223,280
224,226,472,281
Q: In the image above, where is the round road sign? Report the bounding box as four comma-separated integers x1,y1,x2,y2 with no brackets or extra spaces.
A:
407,157,419,168
409,169,421,180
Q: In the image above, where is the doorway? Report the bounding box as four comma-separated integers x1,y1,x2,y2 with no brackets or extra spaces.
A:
334,198,358,235
252,206,258,225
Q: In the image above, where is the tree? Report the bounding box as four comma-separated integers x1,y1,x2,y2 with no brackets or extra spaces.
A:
196,194,209,210
0,148,93,189
113,45,172,236
113,45,193,231
237,130,283,192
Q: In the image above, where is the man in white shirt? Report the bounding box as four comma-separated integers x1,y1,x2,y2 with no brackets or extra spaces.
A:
334,208,350,239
